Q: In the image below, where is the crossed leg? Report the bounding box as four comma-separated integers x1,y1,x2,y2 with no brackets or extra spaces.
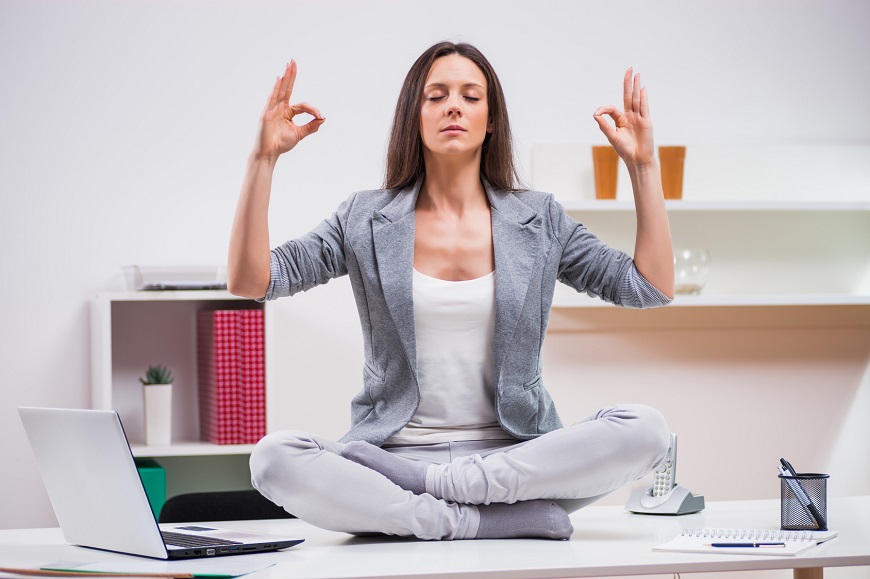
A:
251,404,668,540
342,405,669,505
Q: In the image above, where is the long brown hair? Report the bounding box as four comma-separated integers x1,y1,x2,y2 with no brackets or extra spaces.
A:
383,41,522,192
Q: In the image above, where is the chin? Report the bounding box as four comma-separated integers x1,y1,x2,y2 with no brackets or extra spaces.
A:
427,141,485,158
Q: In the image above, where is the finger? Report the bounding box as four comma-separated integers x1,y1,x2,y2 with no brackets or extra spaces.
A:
290,101,325,121
622,68,633,113
632,72,642,113
640,85,650,119
265,75,282,111
593,106,621,144
300,117,326,138
594,105,624,126
277,59,297,104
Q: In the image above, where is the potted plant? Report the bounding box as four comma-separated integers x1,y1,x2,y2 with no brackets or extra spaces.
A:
140,364,174,446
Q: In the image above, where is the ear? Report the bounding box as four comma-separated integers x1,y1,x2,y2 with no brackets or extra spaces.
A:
487,118,494,133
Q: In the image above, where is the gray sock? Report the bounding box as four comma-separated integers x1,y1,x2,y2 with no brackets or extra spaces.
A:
340,441,428,494
475,500,573,540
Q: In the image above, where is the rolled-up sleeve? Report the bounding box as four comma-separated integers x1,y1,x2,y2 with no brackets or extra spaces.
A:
549,196,671,309
617,262,672,308
258,195,354,302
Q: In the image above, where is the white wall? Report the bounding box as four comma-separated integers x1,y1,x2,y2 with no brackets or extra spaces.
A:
2,0,869,543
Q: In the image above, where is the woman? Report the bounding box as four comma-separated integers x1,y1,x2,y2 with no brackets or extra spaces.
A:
228,41,674,541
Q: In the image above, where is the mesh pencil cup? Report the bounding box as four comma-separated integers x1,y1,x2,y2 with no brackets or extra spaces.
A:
779,473,829,531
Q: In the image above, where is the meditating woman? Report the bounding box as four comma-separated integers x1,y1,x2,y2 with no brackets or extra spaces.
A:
228,41,674,541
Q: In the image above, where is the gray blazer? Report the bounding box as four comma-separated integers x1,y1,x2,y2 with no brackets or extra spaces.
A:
263,178,669,445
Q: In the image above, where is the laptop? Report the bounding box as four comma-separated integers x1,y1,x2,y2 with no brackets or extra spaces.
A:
19,406,304,559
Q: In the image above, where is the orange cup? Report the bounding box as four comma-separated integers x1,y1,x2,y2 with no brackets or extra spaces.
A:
659,146,686,200
592,145,619,200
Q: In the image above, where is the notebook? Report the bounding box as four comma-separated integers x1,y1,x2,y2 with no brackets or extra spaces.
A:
654,527,838,556
18,406,304,559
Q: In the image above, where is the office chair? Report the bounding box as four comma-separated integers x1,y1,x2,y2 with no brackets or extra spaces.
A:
158,489,295,523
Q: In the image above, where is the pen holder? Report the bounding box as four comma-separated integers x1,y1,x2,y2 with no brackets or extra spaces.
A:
779,473,829,531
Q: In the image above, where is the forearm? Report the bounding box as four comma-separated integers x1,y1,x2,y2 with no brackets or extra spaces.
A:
628,162,674,299
227,153,276,298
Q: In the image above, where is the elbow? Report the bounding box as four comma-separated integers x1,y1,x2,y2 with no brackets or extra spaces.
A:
226,251,271,299
226,279,252,299
634,257,674,301
226,278,248,299
654,277,675,302
227,270,269,300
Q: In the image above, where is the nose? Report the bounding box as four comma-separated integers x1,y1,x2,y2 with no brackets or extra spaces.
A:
445,94,462,117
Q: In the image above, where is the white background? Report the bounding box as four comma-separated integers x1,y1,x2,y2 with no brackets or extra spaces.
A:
2,3,869,574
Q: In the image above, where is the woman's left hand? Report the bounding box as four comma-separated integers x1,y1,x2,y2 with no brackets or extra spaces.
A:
593,68,656,169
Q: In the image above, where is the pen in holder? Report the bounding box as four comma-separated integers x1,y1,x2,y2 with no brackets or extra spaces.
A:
779,472,828,531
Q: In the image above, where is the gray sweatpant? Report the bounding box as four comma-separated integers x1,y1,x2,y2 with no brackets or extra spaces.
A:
249,404,669,540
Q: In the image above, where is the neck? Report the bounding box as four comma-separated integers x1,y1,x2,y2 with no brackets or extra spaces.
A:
419,153,486,213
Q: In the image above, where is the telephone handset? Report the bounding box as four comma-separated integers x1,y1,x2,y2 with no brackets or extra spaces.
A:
652,432,678,497
626,432,705,515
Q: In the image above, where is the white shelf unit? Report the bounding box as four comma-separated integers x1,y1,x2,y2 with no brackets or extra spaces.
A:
553,201,870,309
91,290,272,458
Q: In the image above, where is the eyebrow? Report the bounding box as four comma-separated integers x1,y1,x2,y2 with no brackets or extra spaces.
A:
424,82,485,91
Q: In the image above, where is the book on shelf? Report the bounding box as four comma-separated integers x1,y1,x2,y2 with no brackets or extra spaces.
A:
197,310,242,444
197,309,265,445
654,527,838,556
239,309,266,444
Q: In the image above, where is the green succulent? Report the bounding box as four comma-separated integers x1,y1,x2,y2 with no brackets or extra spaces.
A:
140,364,175,385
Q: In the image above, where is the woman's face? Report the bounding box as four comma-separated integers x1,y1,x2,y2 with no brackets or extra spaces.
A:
419,54,492,160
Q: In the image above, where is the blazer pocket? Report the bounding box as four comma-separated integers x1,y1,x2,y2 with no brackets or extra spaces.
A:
363,362,386,384
522,373,542,391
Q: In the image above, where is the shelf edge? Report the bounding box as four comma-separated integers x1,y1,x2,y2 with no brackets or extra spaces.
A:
131,442,257,457
97,290,254,302
558,200,870,212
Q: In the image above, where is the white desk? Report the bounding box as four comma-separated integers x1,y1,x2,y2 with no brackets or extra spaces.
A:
2,497,868,579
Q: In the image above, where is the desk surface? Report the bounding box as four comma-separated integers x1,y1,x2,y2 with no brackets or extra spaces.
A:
2,497,869,579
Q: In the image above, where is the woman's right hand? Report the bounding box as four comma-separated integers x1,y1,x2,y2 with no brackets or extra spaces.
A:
254,60,325,163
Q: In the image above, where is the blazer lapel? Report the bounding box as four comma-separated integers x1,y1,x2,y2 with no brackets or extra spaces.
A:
487,182,543,382
372,180,421,379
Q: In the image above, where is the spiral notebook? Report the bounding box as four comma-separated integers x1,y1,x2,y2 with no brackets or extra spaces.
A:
654,528,838,556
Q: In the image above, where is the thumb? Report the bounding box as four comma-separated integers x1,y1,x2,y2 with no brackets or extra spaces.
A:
300,117,326,138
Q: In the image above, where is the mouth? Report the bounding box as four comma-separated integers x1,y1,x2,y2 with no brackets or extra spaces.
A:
441,125,466,133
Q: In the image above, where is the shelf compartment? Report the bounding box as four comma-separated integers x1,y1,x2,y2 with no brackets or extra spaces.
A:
91,292,268,452
531,144,870,206
559,210,869,298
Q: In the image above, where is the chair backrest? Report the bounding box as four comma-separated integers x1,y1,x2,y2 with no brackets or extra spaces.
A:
158,489,294,523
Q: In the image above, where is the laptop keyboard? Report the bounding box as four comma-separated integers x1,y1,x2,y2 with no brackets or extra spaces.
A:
161,530,243,548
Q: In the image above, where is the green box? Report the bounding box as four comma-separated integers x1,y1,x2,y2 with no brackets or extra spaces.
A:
135,458,166,519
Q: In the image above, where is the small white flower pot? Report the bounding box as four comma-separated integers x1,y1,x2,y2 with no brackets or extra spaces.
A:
143,383,173,446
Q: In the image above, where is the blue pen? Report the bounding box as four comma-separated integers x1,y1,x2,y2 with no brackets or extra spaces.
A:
709,542,786,548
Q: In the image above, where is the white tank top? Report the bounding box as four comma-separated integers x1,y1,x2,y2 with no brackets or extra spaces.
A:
385,268,512,445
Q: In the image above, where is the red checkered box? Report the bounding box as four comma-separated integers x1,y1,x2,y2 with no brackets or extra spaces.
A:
197,310,242,444
239,309,266,444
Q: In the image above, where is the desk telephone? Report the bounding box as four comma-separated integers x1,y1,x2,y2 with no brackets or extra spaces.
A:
626,432,706,515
